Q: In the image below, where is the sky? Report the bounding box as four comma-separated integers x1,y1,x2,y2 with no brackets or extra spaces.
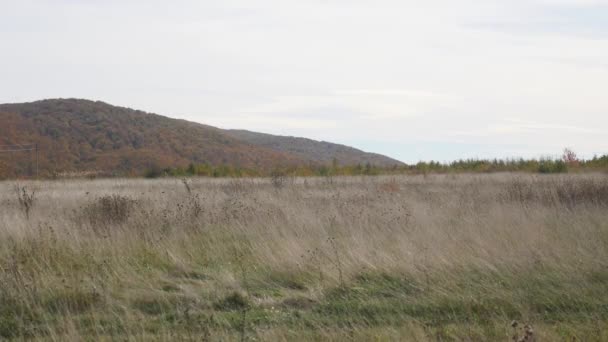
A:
1,0,607,163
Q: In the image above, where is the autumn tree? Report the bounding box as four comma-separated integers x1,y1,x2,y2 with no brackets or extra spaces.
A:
562,148,579,168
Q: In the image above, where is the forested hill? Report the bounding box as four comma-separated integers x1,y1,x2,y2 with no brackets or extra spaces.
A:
226,130,402,167
0,99,402,178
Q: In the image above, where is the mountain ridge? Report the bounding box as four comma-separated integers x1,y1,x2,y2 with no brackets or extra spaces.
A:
226,129,401,167
0,98,402,178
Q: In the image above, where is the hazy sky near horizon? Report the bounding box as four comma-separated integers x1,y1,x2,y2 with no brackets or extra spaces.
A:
1,0,607,163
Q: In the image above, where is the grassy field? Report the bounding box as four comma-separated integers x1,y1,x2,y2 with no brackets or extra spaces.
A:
1,174,607,341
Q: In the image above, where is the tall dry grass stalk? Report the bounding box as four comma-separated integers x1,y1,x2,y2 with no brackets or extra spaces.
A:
0,174,607,340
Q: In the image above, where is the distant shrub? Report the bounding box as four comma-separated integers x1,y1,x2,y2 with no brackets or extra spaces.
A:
83,194,138,225
270,170,287,189
538,160,567,174
144,166,165,178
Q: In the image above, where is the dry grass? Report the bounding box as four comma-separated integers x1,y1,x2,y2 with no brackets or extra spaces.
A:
0,173,607,340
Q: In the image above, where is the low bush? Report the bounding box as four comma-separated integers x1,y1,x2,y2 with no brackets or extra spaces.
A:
82,194,138,226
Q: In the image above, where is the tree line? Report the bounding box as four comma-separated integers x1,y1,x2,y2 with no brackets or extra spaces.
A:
147,150,608,179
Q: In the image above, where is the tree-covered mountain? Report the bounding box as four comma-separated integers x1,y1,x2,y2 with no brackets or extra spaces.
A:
0,99,402,178
226,129,401,167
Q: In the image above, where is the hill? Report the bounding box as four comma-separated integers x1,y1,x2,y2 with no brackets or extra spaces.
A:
226,130,401,167
0,99,402,178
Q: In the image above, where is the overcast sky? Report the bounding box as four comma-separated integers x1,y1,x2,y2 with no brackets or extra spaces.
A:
1,0,607,163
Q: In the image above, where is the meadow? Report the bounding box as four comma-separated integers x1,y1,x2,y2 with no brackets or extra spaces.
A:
1,174,607,341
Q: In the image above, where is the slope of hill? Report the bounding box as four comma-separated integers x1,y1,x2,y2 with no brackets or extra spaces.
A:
0,99,304,177
0,99,401,178
227,129,402,167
